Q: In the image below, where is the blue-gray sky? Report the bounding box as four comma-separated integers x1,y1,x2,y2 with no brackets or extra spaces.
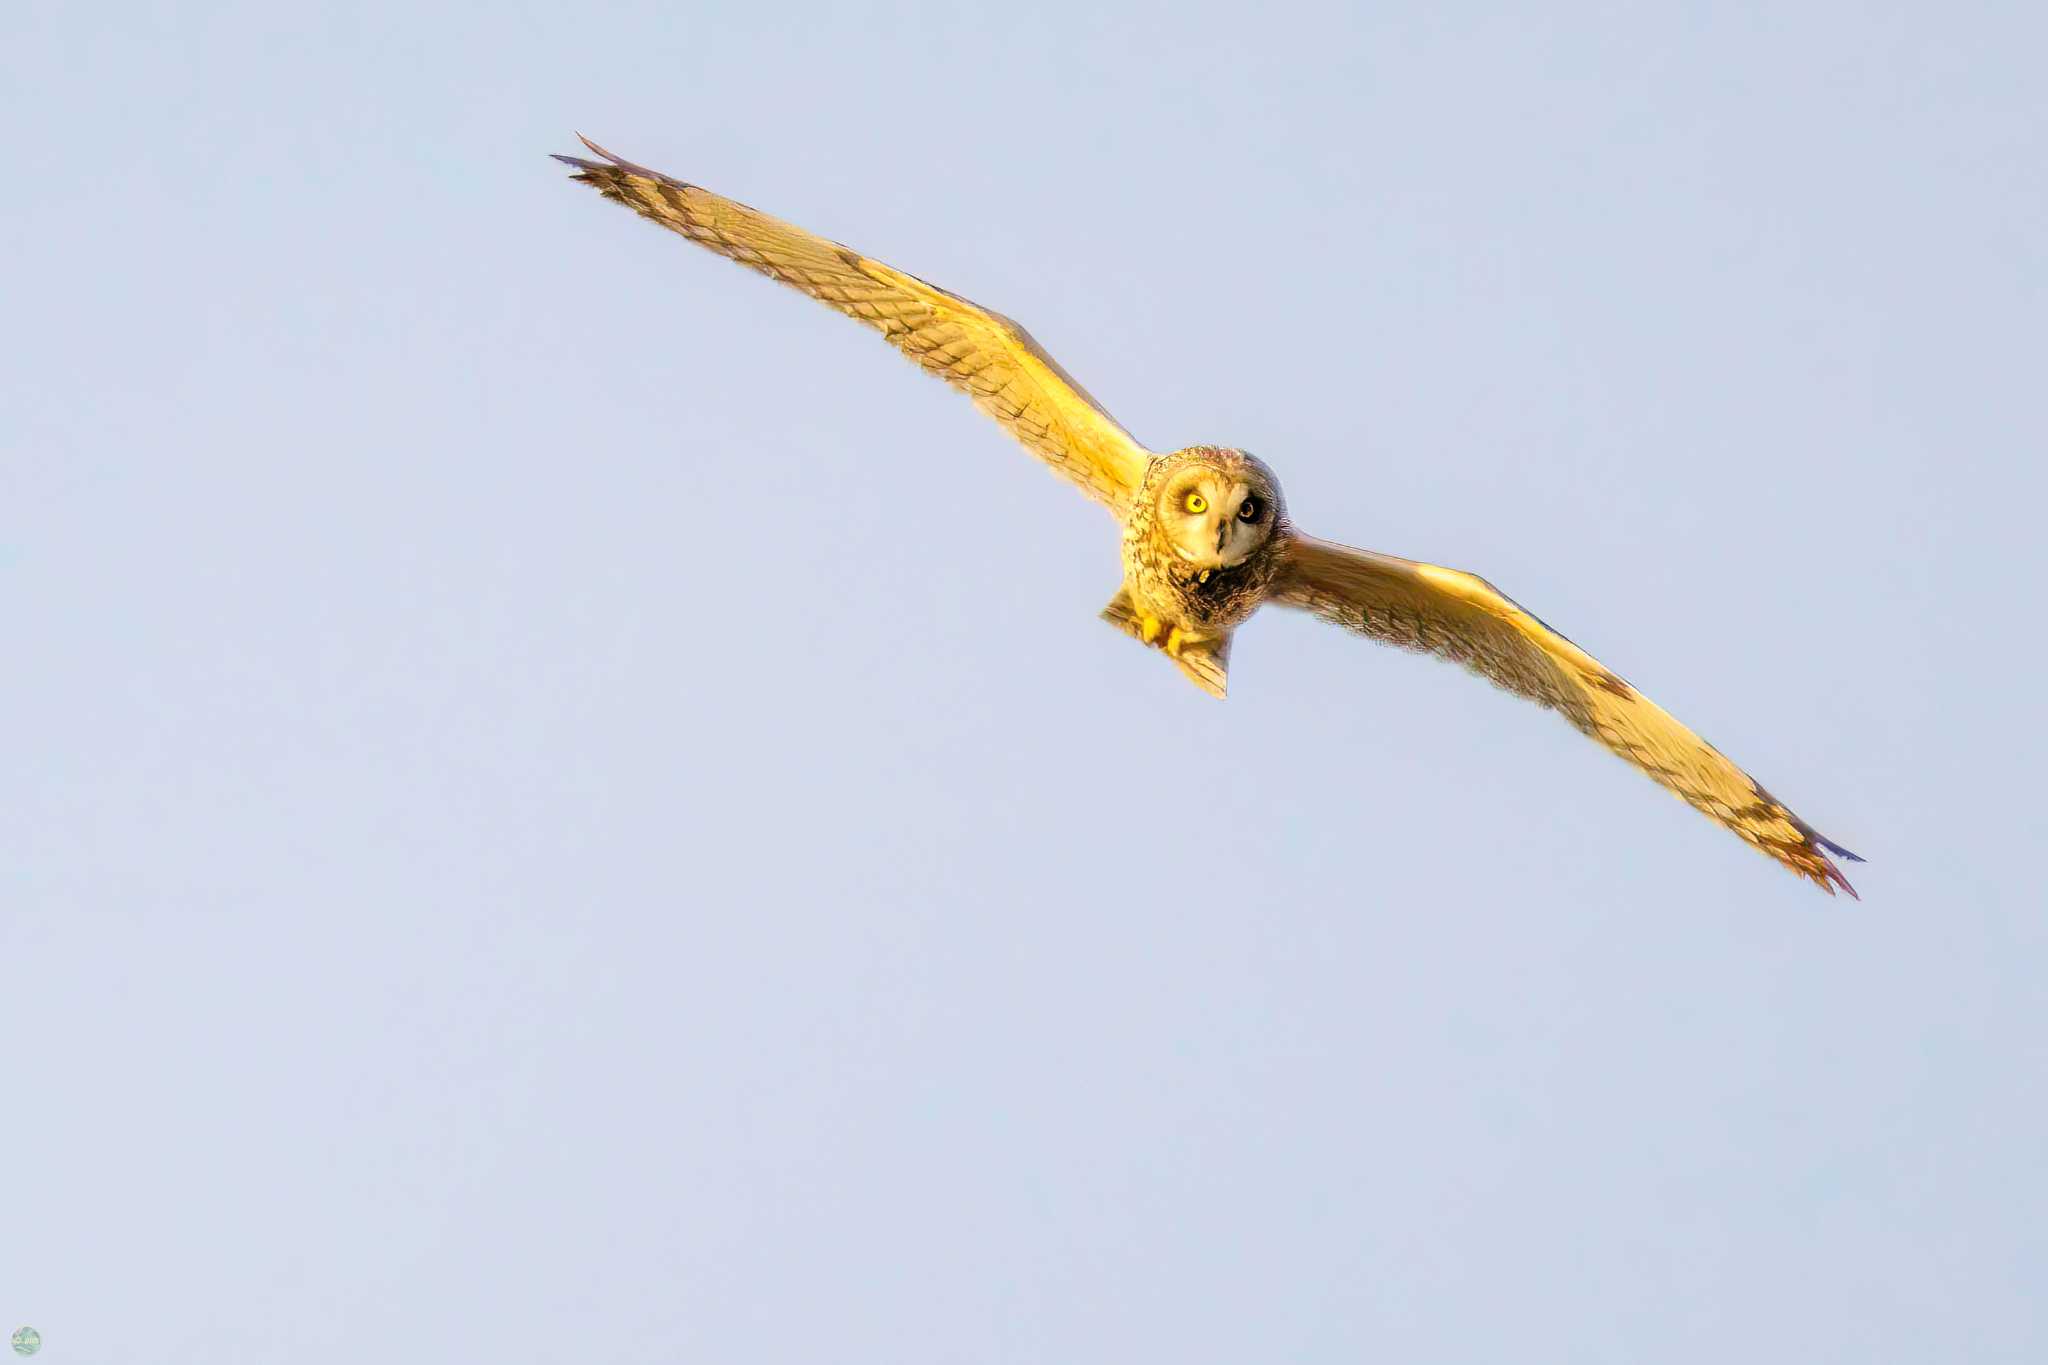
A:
5,1,2043,1359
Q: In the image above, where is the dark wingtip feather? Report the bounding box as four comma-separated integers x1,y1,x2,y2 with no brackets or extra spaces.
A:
1815,849,1860,900
1817,833,1866,863
550,134,635,178
569,133,670,183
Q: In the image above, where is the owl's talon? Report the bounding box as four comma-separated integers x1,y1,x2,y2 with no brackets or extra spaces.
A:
1165,626,1186,657
1140,614,1163,645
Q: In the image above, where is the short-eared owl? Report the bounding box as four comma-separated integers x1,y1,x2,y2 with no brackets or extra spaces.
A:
555,136,1862,897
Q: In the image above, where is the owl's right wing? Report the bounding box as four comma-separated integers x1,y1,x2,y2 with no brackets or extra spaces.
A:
554,136,1155,512
1273,532,1862,896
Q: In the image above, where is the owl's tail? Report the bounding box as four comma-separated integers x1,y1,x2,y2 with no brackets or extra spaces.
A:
1099,589,1231,699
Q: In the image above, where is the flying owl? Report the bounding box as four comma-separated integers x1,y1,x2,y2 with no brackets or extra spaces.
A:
554,136,1863,897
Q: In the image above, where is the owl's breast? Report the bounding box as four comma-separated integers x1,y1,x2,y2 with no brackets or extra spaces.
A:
1139,553,1276,632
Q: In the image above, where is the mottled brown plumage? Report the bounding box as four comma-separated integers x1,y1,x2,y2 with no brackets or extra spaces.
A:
553,137,1149,510
1102,446,1287,697
1272,537,1861,894
554,135,1863,897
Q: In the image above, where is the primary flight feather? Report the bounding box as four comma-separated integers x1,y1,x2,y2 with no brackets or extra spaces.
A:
554,135,1863,897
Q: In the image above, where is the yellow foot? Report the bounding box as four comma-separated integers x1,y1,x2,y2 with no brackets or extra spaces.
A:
1165,626,1203,658
1140,614,1164,645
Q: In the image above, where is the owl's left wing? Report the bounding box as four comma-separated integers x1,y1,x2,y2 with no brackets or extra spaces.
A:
1273,533,1862,896
553,137,1155,511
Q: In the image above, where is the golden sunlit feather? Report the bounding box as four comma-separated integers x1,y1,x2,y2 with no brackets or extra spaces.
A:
555,137,1861,896
1275,535,1861,895
553,136,1153,510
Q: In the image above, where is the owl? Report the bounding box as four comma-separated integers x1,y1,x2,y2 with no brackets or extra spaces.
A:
555,136,1863,897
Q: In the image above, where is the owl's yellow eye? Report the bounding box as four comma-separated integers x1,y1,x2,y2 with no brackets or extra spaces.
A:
1183,492,1208,514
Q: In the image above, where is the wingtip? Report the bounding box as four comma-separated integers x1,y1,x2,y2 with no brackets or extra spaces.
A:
555,132,665,185
1808,826,1862,860
1817,853,1860,901
1781,804,1863,896
552,132,619,175
553,133,676,186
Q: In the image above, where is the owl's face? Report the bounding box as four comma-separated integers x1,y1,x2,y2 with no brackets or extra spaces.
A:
1150,447,1284,570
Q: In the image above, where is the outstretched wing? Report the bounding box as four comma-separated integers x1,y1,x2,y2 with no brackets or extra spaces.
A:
553,136,1155,511
1274,533,1862,895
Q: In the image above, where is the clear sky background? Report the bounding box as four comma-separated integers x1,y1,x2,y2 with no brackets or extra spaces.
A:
5,1,2043,1360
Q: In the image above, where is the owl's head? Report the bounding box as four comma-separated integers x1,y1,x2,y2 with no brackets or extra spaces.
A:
1147,446,1286,570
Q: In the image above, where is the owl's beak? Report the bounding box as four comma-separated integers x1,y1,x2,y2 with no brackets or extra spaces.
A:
1215,521,1229,554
